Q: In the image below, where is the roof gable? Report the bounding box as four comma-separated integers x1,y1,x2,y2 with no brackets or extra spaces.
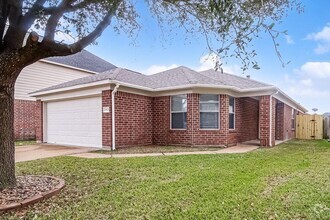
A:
44,50,116,73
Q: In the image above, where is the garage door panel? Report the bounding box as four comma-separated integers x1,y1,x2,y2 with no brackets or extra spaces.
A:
46,96,102,148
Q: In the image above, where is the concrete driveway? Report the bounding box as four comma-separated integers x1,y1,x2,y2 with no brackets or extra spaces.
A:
16,144,97,162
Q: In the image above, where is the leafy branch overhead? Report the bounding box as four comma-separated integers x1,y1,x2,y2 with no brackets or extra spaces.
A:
155,0,302,71
0,0,302,72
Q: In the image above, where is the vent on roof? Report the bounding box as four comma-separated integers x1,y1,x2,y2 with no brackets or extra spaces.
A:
246,75,251,79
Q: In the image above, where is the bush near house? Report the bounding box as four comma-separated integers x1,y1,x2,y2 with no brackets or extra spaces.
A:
3,140,330,219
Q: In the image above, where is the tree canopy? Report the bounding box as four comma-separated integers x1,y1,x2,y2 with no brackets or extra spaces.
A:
0,0,302,72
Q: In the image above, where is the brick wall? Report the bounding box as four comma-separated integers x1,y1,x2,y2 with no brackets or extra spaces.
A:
102,90,112,147
275,102,297,141
275,102,284,140
114,91,153,147
35,100,43,142
14,99,37,140
259,96,276,147
152,94,259,147
152,96,170,145
31,91,281,148
283,103,297,140
235,97,259,143
192,94,229,146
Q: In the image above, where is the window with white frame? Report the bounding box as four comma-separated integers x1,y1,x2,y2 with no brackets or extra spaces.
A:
229,96,235,129
171,95,187,129
200,94,219,129
291,109,296,129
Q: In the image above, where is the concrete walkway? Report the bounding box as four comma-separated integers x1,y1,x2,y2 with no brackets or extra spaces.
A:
69,144,259,159
16,144,96,162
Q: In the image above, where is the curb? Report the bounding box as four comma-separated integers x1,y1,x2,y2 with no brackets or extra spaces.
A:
0,176,65,213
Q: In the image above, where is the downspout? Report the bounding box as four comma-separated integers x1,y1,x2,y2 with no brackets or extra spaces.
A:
269,90,279,146
112,84,120,150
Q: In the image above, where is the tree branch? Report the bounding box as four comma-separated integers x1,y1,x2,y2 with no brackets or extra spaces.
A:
42,0,122,55
19,0,47,32
44,0,72,42
3,0,25,50
0,0,9,50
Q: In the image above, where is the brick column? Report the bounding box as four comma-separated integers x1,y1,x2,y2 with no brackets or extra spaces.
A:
259,96,276,147
102,90,112,148
275,103,284,140
188,93,199,146
35,100,43,143
220,94,229,146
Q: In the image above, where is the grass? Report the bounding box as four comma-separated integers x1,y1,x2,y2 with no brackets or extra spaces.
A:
3,140,330,219
94,145,222,154
14,140,36,147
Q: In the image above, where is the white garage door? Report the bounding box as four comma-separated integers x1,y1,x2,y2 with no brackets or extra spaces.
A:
46,96,102,148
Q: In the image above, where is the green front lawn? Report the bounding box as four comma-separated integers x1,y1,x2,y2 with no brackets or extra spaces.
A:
4,140,330,219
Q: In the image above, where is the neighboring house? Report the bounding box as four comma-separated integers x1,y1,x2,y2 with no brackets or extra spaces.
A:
14,50,116,140
31,66,307,148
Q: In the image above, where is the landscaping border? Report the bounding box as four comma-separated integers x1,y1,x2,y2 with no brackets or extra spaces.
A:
0,176,65,212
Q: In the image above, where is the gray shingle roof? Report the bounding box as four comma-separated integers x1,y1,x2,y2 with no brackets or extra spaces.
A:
199,69,270,89
32,66,273,94
148,66,226,88
45,50,116,73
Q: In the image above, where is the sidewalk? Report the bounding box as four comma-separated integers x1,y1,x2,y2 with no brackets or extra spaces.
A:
69,144,259,159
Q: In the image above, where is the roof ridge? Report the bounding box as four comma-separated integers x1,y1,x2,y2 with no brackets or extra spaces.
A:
213,69,271,87
181,66,197,84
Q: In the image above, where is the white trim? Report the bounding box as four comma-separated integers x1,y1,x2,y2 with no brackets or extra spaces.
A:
270,96,273,147
31,78,307,113
199,94,220,130
273,89,307,113
31,79,276,96
40,59,98,75
269,90,279,146
170,94,188,130
42,102,47,143
112,84,120,150
229,96,236,130
31,79,111,97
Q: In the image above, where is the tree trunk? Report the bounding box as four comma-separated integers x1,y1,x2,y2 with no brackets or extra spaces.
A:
0,83,16,189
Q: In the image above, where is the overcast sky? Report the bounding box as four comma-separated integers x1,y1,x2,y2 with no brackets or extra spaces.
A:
85,1,330,114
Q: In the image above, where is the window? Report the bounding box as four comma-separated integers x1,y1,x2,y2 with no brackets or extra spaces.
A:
171,95,187,129
291,109,296,130
229,96,235,129
200,94,219,129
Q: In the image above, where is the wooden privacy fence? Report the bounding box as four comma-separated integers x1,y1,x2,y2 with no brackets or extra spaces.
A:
296,114,323,139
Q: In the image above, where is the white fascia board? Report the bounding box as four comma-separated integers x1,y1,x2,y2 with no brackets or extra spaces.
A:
36,86,107,102
30,79,111,97
40,59,98,75
273,89,308,113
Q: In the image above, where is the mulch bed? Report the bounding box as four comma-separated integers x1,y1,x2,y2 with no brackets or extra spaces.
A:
0,175,64,211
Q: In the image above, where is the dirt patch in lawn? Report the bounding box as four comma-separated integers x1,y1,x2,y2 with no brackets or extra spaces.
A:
262,175,292,197
94,145,223,154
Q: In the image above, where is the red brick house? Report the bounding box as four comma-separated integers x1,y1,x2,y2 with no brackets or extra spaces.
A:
30,66,307,149
14,50,116,140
